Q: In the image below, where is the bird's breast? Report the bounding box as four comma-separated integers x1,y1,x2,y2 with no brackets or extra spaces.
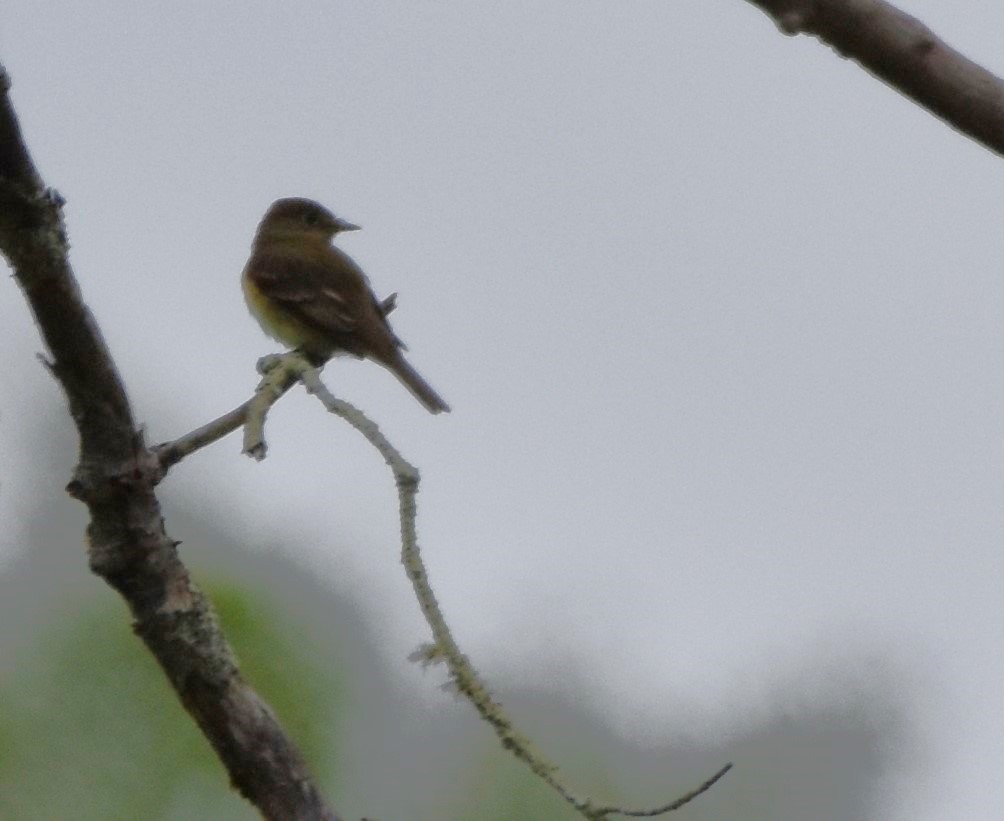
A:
242,272,334,355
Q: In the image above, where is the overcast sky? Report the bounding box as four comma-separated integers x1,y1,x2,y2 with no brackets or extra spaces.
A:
4,3,1004,818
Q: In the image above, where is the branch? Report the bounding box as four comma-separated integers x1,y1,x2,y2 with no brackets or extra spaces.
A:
300,371,731,818
154,354,300,473
120,2,1004,813
0,63,340,821
744,0,1004,157
162,352,728,818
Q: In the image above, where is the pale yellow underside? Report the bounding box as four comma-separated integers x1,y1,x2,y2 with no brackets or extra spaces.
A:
242,274,334,355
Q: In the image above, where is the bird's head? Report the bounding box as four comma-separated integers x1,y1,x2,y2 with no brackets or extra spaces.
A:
256,197,361,243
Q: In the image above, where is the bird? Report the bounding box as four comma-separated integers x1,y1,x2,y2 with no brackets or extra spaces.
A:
242,197,450,414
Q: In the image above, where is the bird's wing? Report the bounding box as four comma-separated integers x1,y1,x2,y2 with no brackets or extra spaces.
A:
246,245,406,356
246,248,366,334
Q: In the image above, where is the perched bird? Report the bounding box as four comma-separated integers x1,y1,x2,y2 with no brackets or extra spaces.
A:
242,197,450,413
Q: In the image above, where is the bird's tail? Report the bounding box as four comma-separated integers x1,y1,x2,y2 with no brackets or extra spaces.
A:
384,354,451,414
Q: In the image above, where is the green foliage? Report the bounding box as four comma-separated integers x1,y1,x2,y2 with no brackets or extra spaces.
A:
209,578,339,767
0,579,341,821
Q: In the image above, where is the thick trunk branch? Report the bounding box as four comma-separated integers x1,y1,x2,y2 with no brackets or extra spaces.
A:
745,0,1004,157
0,63,340,821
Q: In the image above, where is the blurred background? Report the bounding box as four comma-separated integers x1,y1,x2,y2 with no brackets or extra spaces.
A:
2,2,1002,818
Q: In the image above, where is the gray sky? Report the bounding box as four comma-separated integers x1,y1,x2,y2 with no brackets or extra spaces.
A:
3,2,1004,818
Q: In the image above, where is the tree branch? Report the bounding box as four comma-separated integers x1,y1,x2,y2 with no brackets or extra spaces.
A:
0,63,340,821
744,0,1004,157
162,352,728,818
299,370,731,819
131,2,1004,813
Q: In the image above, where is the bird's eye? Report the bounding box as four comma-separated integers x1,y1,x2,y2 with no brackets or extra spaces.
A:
304,210,319,226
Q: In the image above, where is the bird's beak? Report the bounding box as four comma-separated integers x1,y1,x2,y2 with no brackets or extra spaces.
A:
334,218,361,232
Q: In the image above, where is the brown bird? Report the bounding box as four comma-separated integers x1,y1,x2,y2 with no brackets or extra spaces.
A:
242,197,450,413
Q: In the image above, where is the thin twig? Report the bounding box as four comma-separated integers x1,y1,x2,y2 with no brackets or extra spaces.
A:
157,351,733,816
286,359,730,819
243,354,306,460
591,762,733,817
154,355,301,472
155,400,252,470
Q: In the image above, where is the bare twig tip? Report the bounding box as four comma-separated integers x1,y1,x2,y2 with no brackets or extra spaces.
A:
243,442,267,461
